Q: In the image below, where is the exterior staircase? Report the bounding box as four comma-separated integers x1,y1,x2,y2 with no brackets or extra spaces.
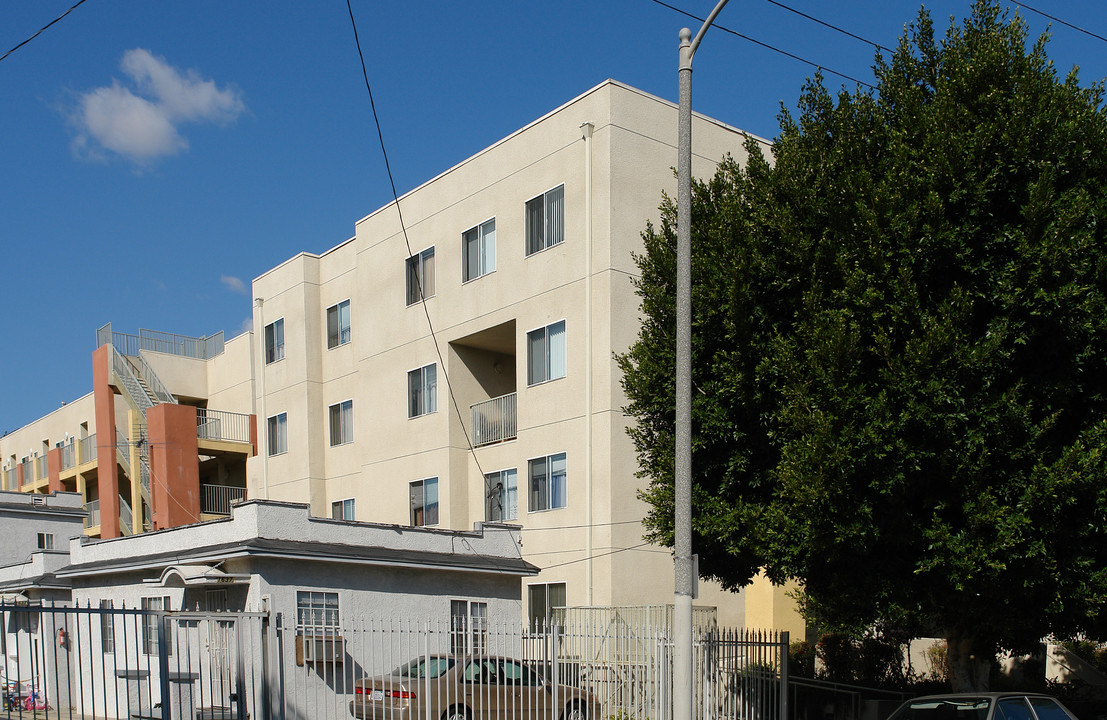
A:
107,343,179,534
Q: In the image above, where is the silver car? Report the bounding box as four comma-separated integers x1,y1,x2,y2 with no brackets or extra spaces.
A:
350,655,600,720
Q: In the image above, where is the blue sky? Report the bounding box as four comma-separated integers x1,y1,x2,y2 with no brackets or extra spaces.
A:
1,0,1104,434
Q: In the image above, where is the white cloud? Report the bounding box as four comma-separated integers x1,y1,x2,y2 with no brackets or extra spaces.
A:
71,49,244,165
221,275,248,295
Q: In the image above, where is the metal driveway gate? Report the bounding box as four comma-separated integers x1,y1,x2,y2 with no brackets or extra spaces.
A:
1,602,266,720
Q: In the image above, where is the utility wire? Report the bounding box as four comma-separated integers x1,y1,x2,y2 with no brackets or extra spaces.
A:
521,519,644,532
1007,1,1107,44
344,0,488,483
541,543,653,571
650,0,876,90
1,0,90,64
763,0,891,53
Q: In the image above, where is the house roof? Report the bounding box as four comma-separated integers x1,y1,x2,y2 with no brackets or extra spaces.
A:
0,571,70,593
56,536,539,580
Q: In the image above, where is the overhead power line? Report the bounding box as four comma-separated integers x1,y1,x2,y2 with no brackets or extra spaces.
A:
649,0,877,90
1,0,91,64
344,0,489,483
763,0,891,53
1007,1,1107,44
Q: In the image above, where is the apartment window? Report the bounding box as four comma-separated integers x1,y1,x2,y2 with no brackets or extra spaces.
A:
462,219,496,282
264,319,285,364
329,400,353,446
408,364,437,418
267,413,288,456
100,599,114,653
406,247,435,305
525,184,565,255
450,600,487,655
529,453,567,512
37,532,54,550
410,477,439,526
141,596,172,656
326,300,351,349
331,498,355,520
528,582,566,629
527,320,566,385
296,591,339,634
485,469,517,522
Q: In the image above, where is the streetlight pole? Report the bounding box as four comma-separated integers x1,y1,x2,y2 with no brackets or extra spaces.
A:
675,5,729,720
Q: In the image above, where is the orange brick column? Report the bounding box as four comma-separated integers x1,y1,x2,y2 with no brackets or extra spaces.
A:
47,447,62,493
16,464,24,490
147,403,201,530
92,345,121,538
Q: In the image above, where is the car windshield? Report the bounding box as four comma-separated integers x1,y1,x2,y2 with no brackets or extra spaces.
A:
391,657,455,678
889,698,991,720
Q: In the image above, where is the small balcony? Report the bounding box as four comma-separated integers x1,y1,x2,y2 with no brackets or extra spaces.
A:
85,500,101,528
470,393,517,447
197,409,252,444
201,484,247,516
60,440,76,472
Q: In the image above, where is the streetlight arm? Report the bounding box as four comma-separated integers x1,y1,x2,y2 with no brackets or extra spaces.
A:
689,0,731,61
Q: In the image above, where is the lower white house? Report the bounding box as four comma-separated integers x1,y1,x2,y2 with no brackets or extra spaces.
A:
4,500,536,719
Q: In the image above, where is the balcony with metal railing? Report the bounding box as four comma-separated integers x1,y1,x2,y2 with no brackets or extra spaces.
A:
85,499,100,528
470,393,518,447
197,408,253,445
201,484,247,515
79,433,97,464
60,439,76,471
2,466,15,491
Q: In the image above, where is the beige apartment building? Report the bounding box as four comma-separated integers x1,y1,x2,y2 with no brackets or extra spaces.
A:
0,80,802,633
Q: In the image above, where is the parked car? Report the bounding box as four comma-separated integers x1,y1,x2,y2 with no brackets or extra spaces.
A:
349,655,601,720
885,693,1078,720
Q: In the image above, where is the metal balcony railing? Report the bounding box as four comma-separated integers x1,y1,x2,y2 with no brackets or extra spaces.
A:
470,392,518,447
197,409,252,444
2,467,15,491
120,496,133,534
85,500,100,528
34,456,47,482
79,433,97,464
60,440,76,471
201,484,246,515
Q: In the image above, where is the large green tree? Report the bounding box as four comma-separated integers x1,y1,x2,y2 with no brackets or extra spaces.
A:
619,1,1107,691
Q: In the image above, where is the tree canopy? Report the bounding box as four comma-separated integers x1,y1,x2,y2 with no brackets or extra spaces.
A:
618,0,1107,689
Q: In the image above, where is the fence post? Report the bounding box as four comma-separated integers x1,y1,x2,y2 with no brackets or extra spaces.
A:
779,631,789,720
157,610,172,720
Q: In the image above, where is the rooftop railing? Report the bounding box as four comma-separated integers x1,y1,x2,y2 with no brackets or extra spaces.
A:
97,322,224,360
470,393,517,447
